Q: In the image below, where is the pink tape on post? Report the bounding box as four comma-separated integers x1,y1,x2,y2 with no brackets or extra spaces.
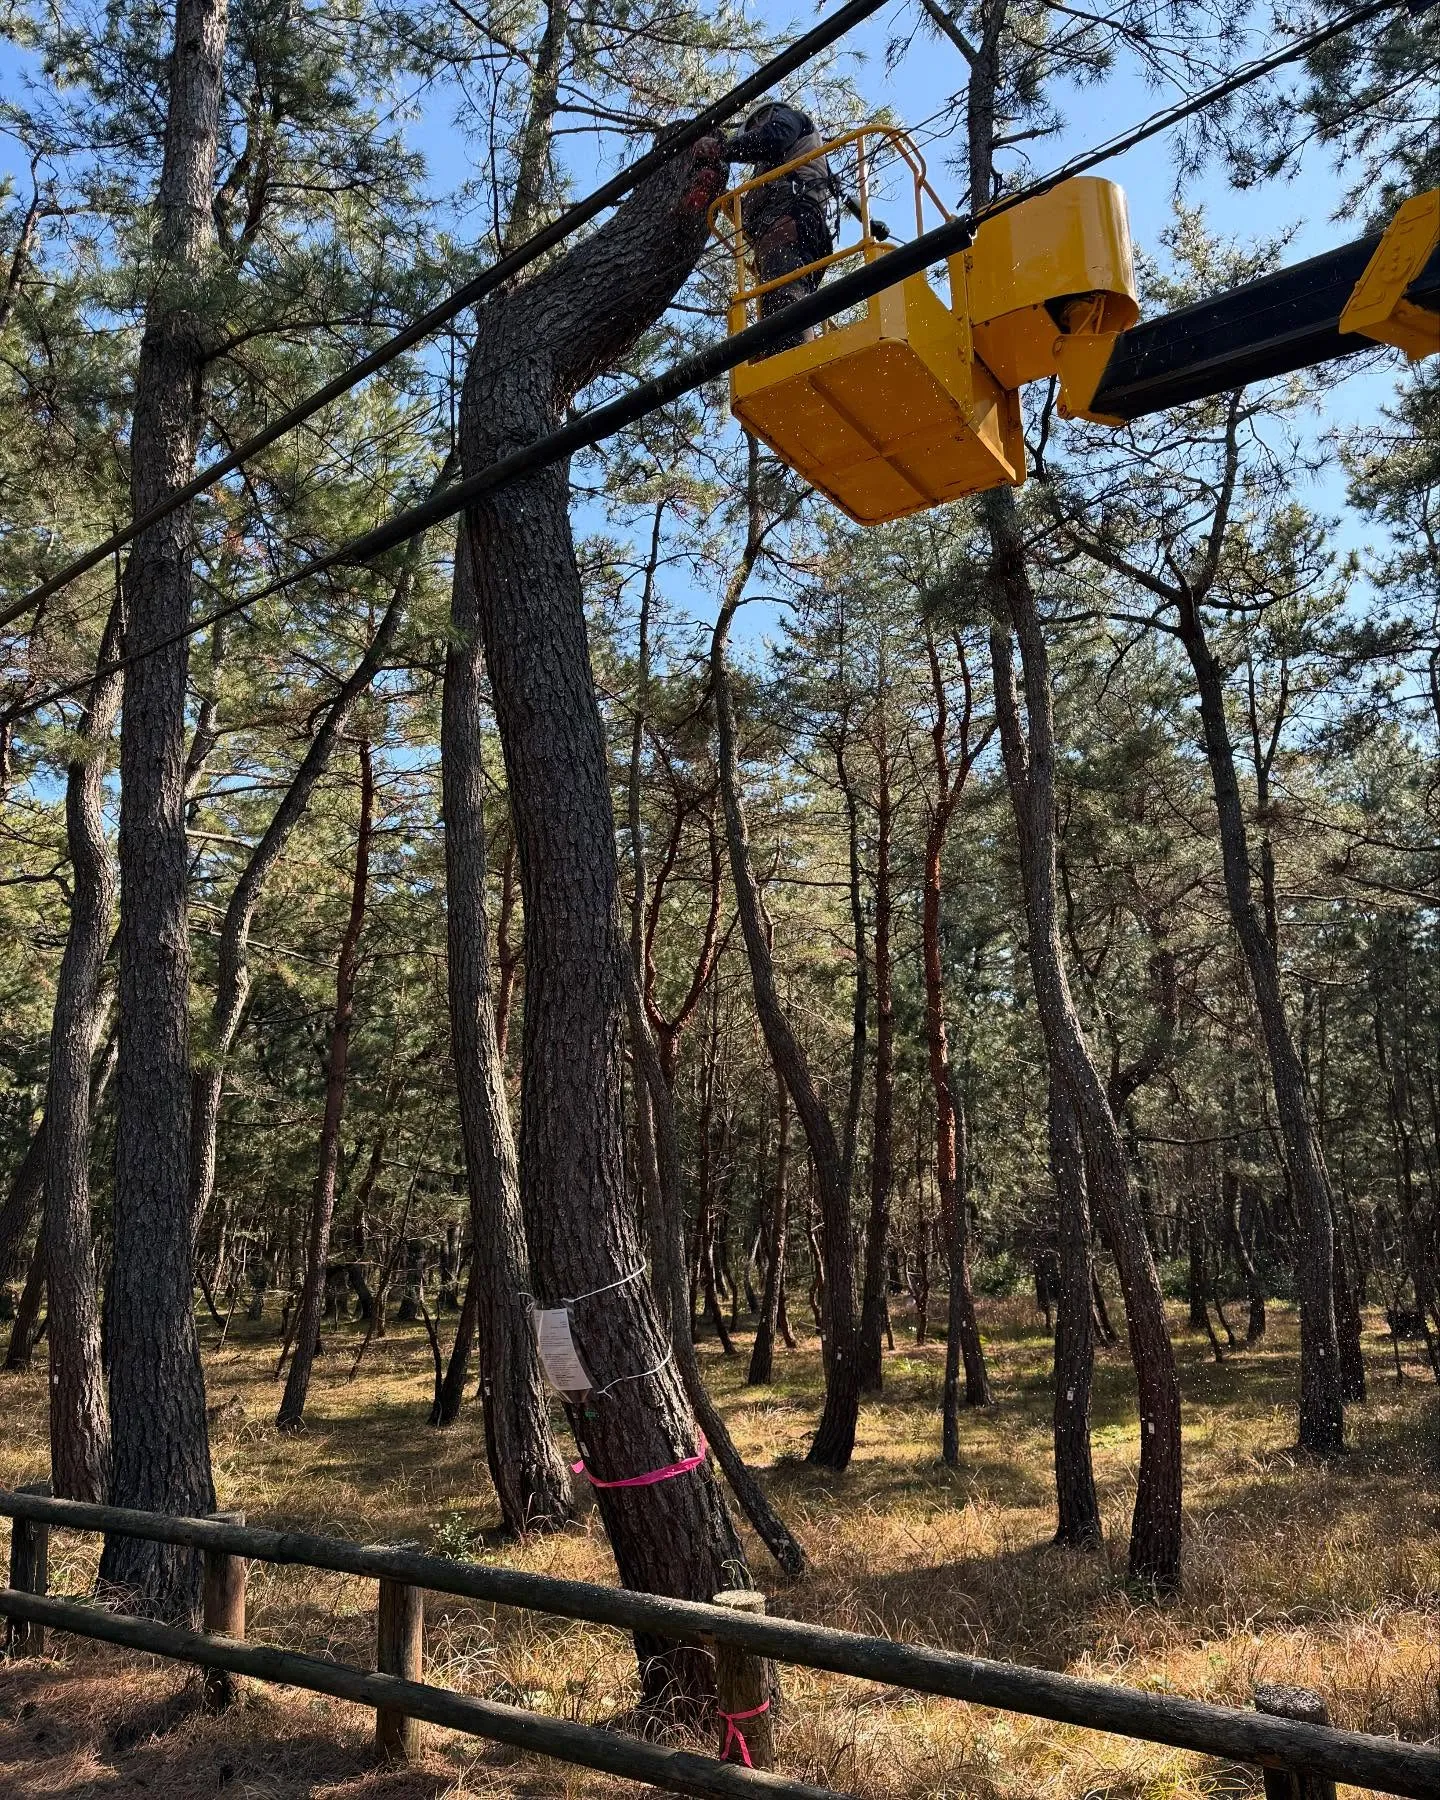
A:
718,1699,771,1768
571,1430,708,1489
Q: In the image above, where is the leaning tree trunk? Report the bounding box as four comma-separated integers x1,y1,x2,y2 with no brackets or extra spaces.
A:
1048,1080,1102,1548
1173,594,1345,1454
985,493,1182,1592
44,596,124,1502
278,740,374,1430
713,604,861,1469
0,1124,47,1286
189,537,433,1240
748,1073,791,1387
625,961,808,1577
456,137,749,1711
442,532,572,1530
101,0,228,1619
5,1243,45,1371
434,1253,479,1427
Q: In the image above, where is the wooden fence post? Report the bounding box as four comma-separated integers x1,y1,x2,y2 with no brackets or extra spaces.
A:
201,1510,247,1710
4,1480,51,1658
1255,1683,1339,1800
710,1589,776,1771
375,1543,424,1763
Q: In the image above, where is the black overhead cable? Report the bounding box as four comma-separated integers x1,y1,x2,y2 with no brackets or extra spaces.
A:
3,0,1409,726
0,0,895,631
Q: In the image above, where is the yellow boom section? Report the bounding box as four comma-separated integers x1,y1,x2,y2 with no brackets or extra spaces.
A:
713,124,1437,525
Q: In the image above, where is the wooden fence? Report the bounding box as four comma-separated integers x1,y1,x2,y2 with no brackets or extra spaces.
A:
3,1486,1438,1800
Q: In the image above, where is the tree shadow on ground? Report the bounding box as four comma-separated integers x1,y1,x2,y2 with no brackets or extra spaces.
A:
0,1647,521,1798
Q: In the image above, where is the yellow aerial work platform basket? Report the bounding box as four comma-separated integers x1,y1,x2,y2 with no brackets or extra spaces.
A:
711,128,1024,526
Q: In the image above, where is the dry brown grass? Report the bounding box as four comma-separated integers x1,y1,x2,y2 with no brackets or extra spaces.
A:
1,1297,1436,1799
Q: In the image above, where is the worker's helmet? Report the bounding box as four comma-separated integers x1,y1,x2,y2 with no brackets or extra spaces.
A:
743,99,781,131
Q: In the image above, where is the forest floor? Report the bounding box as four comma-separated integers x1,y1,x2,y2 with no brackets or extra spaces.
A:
0,1296,1436,1800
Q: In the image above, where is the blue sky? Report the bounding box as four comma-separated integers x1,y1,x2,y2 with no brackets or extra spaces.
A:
0,0,1409,637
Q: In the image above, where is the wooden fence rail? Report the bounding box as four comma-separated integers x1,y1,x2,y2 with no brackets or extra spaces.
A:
0,1588,834,1799
3,1488,1438,1800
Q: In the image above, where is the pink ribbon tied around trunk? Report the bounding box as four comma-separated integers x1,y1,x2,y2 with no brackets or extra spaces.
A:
718,1698,771,1767
571,1430,707,1489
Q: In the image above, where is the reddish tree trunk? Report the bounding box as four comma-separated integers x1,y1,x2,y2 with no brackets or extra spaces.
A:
278,740,374,1430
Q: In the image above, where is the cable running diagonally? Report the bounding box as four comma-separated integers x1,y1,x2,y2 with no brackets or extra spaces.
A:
2,0,1408,724
0,0,896,632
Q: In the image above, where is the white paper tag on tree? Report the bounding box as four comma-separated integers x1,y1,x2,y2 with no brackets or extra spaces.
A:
532,1307,593,1397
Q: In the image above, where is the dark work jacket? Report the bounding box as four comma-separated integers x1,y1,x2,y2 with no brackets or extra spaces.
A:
725,104,831,237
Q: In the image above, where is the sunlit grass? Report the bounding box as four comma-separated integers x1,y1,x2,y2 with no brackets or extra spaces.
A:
1,1296,1435,1797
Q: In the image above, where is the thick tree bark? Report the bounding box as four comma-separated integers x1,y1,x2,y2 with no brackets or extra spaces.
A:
1049,1082,1102,1547
442,533,572,1531
44,596,124,1502
456,138,749,1709
277,741,374,1430
1173,594,1345,1452
986,503,1182,1592
102,0,229,1619
713,604,861,1469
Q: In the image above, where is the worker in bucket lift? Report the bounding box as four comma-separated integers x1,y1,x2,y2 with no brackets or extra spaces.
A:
714,99,836,352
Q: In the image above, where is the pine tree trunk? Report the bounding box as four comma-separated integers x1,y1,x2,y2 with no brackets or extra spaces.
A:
1174,597,1344,1454
0,1124,47,1285
434,1255,480,1427
455,138,749,1709
278,741,374,1430
189,554,422,1238
985,494,1182,1592
626,965,807,1577
5,1242,45,1371
44,596,123,1502
858,754,894,1394
748,1075,790,1387
1049,1081,1102,1547
926,795,990,1422
714,613,861,1468
1187,1197,1210,1330
442,532,572,1530
942,1095,991,1463
102,0,228,1620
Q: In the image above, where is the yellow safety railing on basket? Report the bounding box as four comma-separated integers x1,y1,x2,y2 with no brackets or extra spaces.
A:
709,126,952,346
707,124,1027,527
